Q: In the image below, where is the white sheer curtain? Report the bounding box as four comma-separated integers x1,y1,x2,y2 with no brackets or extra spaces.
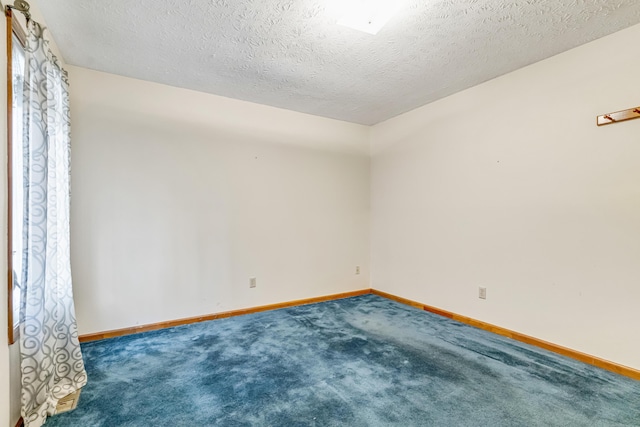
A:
19,20,87,427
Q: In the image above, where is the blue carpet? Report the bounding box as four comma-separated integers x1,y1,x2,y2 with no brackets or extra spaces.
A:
46,294,640,426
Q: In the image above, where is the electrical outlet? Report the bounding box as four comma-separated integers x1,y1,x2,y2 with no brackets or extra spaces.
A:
479,287,487,300
356,266,360,275
250,277,256,288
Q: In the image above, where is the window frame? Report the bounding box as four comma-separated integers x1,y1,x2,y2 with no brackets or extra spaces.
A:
6,8,27,345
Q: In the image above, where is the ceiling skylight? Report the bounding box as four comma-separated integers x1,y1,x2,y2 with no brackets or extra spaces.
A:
337,0,400,35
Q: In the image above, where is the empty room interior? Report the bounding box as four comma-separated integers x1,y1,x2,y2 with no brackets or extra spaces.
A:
2,0,640,426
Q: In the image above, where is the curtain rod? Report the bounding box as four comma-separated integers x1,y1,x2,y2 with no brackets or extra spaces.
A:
5,0,31,22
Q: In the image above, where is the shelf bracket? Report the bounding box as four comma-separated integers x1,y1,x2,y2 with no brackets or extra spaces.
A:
597,106,640,126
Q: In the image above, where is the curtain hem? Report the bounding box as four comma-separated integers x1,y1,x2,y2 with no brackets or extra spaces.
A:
22,379,87,427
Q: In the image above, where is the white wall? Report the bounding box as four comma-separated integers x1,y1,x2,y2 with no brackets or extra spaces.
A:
371,23,640,370
68,67,370,335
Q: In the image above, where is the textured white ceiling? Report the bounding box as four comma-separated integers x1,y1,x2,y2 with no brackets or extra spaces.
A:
38,0,640,125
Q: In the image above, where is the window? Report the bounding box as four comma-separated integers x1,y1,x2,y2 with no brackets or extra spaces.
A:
7,11,27,344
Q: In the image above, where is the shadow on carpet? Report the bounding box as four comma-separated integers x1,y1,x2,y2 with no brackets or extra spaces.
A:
46,294,640,426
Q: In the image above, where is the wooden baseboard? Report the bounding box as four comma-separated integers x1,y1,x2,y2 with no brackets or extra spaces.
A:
371,289,640,381
79,289,372,343
78,287,639,381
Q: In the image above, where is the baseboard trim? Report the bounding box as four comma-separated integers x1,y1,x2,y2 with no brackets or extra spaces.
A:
77,287,639,381
79,289,371,343
371,289,640,381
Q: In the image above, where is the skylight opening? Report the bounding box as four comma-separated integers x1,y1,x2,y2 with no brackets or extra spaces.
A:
336,0,400,35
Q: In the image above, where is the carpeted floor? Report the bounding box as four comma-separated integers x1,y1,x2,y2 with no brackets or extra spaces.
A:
46,294,640,426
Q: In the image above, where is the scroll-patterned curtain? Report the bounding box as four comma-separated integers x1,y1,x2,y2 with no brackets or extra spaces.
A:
20,21,87,427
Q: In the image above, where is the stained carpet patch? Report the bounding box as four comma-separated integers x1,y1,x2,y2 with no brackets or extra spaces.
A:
46,295,640,426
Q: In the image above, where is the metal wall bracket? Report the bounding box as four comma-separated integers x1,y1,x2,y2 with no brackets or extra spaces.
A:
5,0,31,21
